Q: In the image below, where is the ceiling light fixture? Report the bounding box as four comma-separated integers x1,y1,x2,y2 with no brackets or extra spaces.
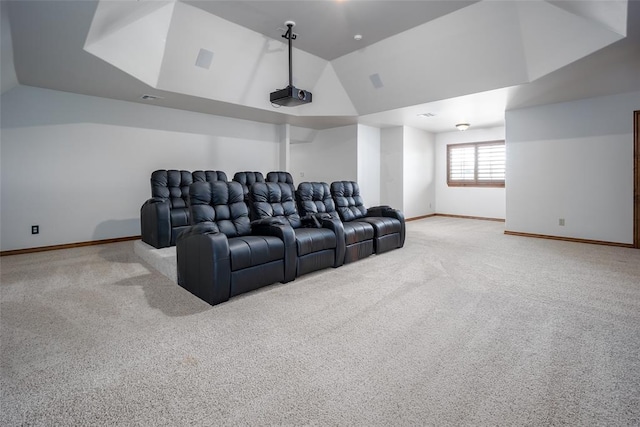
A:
354,34,362,41
456,123,470,131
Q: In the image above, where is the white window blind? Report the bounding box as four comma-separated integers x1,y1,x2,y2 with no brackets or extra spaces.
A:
447,141,505,187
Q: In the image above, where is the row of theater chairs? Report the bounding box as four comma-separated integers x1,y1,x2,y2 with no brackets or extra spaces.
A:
142,170,310,248
140,170,405,306
142,169,251,249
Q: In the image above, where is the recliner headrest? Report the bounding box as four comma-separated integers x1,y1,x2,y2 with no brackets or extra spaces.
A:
266,171,294,185
193,170,228,183
330,181,368,222
232,171,264,186
296,182,339,219
150,169,192,209
249,182,301,229
188,181,251,237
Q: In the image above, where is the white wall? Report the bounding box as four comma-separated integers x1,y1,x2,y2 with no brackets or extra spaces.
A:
403,127,435,218
435,127,506,219
0,85,281,251
380,126,435,217
505,91,638,244
287,124,381,207
289,125,358,186
380,127,404,210
356,124,381,207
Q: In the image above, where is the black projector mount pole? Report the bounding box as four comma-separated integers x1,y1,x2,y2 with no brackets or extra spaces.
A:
269,20,311,106
283,21,296,88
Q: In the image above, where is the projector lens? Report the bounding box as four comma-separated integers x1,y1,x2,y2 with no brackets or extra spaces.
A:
297,90,306,100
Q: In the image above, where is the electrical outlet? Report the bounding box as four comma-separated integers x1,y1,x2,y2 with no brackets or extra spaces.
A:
31,225,39,235
559,218,565,226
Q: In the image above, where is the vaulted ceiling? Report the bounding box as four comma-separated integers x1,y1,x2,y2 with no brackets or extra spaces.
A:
4,0,640,132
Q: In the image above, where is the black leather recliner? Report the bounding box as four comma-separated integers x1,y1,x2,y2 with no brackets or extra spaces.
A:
297,182,375,264
140,169,227,248
330,181,405,254
266,171,295,187
250,181,345,277
232,171,265,205
176,181,295,306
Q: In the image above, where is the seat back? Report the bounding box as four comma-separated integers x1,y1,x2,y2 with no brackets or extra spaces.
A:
296,182,340,220
267,171,295,196
151,169,227,209
330,181,368,222
151,169,192,209
193,170,228,183
267,171,294,184
189,181,251,238
232,171,265,203
250,182,301,229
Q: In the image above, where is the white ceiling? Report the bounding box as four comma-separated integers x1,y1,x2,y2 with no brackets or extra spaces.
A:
184,0,478,61
3,0,640,133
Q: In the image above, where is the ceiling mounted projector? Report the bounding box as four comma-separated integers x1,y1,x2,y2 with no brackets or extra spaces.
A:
270,21,312,107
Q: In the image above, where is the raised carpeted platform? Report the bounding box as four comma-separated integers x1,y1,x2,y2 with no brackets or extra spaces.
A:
133,240,176,284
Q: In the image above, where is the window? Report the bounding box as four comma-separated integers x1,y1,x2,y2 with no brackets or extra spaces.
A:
447,141,505,187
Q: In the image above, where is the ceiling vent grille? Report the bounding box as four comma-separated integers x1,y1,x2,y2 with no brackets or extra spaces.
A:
140,94,163,101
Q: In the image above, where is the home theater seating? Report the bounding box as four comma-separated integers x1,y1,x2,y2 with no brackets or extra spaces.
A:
140,169,405,306
232,171,265,203
176,181,292,305
297,181,374,264
140,169,227,248
331,181,405,254
250,180,345,277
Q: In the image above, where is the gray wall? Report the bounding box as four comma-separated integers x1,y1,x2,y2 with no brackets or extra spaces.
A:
0,86,281,251
505,90,639,244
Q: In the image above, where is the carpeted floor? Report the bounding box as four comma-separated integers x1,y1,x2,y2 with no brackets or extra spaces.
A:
1,217,639,426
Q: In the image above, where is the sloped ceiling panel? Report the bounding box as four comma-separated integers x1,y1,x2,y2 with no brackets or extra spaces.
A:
86,1,356,116
156,2,341,115
331,1,530,116
1,2,18,94
80,0,630,121
84,1,175,88
518,1,626,81
291,62,358,116
548,0,628,35
331,0,628,116
183,0,478,61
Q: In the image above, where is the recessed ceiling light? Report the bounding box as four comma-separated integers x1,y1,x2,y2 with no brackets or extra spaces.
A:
417,113,436,118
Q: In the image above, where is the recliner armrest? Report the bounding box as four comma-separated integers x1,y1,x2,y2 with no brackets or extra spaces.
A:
140,198,171,248
176,222,232,306
300,213,330,228
251,222,297,283
366,207,406,248
301,213,333,228
250,217,285,228
320,217,346,268
366,205,392,217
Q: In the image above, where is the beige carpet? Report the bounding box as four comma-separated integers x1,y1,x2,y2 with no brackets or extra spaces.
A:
1,217,639,426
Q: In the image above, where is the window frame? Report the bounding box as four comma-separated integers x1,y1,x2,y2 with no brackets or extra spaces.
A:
446,140,505,188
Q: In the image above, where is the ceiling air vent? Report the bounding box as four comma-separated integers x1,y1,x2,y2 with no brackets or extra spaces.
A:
140,94,163,101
